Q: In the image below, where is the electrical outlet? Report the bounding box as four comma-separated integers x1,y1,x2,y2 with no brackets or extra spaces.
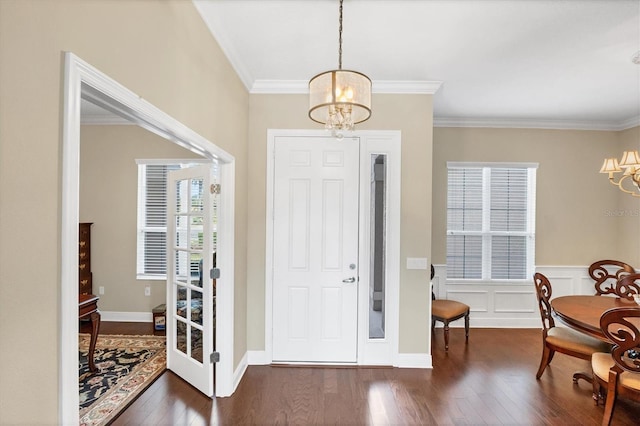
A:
145,286,151,296
98,286,104,295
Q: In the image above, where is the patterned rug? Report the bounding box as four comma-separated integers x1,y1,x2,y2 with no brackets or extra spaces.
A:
79,334,166,426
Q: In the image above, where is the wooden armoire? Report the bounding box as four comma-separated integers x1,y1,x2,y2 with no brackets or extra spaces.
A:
79,222,93,295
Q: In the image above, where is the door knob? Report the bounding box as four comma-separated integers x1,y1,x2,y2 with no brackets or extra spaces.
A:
342,277,356,283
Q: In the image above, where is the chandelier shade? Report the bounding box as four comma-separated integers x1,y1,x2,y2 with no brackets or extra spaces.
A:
308,0,372,132
309,69,372,130
600,150,640,196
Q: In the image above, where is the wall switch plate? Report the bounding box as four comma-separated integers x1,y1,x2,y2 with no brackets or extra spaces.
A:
406,257,428,270
144,286,151,296
98,286,104,295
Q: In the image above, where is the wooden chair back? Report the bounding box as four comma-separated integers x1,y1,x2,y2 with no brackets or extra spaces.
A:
615,273,640,301
533,272,555,332
588,260,635,297
600,307,640,375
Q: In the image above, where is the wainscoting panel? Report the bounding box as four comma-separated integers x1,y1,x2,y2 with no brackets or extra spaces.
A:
445,290,489,312
432,264,592,328
494,291,536,313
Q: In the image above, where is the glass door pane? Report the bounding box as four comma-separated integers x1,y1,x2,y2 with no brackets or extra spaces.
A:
369,155,386,339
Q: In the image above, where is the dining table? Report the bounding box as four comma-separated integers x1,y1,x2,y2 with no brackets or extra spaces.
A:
551,295,639,343
550,295,640,384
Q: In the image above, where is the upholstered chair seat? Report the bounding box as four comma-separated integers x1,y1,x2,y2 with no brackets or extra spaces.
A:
546,327,611,356
592,353,640,391
432,300,469,320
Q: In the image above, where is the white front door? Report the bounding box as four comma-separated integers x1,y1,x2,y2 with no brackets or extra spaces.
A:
166,165,217,396
272,136,360,362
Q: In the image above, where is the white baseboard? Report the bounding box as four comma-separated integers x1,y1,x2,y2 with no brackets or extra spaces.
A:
100,311,152,322
433,318,541,328
397,353,432,369
247,350,431,369
232,351,248,393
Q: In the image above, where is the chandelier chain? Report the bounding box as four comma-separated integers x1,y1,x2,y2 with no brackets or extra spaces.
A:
338,0,343,70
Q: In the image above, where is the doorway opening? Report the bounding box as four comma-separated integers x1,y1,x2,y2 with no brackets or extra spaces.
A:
61,52,236,424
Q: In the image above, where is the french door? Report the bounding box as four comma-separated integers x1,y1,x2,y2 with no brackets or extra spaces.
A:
166,164,217,396
272,136,360,362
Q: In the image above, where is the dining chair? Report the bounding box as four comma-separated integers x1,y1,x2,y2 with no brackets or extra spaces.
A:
431,264,470,351
613,273,640,301
588,260,635,297
533,273,611,382
591,307,640,426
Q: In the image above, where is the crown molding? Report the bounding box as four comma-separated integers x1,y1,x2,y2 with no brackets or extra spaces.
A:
617,115,640,131
250,79,443,95
433,116,640,132
193,1,253,91
374,80,443,94
251,80,308,94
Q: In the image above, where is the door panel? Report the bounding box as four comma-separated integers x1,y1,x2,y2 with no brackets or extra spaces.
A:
166,165,215,396
272,136,359,362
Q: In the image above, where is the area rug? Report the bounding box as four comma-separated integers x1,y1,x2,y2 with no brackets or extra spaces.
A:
78,334,166,426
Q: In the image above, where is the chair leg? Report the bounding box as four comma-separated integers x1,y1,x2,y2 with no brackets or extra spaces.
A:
601,376,618,426
443,321,450,351
572,372,592,384
536,343,554,379
464,312,469,343
592,377,602,406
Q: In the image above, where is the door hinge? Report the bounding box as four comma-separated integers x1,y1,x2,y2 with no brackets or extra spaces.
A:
210,183,221,194
210,352,220,363
210,268,221,279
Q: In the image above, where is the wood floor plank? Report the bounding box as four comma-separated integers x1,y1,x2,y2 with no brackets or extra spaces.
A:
98,324,640,425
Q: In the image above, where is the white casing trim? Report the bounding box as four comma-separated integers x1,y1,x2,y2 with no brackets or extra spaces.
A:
62,52,237,424
264,129,402,367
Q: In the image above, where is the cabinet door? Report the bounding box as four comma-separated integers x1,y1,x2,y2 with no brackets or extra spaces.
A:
79,223,92,294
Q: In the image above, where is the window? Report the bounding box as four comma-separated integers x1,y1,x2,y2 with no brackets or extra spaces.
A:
136,161,184,279
446,162,537,281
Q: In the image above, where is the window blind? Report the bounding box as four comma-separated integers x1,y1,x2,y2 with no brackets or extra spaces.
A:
137,164,180,278
447,164,536,281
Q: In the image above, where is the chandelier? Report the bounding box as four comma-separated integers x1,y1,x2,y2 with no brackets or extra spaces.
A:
600,150,640,196
308,0,371,132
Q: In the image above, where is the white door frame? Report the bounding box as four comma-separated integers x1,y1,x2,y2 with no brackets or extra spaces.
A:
61,52,236,424
265,129,401,365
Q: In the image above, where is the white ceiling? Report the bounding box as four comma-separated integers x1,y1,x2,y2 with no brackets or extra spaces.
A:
193,0,640,131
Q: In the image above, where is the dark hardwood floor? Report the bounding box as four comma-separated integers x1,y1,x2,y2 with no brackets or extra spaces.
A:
94,323,640,425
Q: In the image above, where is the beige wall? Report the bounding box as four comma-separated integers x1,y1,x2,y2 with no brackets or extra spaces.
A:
432,127,640,267
615,126,640,260
0,1,248,423
80,125,201,312
247,94,434,354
